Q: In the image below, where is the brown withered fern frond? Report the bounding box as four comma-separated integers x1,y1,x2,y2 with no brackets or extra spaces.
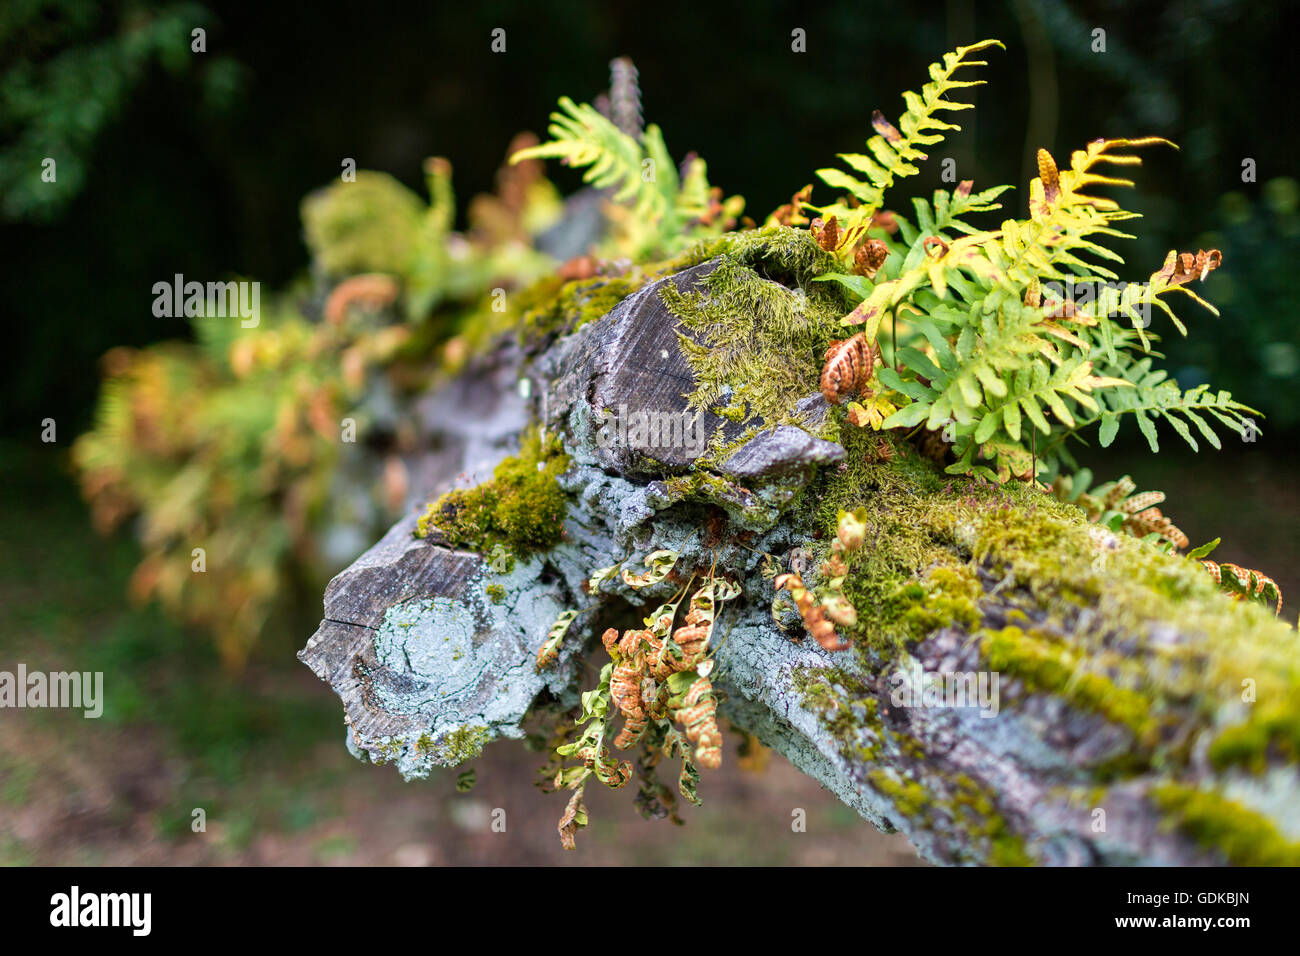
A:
810,215,840,251
1053,474,1190,552
766,184,813,227
1120,493,1190,551
853,238,890,278
549,571,742,848
323,273,400,326
774,509,867,651
775,572,845,650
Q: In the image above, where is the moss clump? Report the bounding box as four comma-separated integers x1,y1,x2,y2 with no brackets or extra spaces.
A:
869,769,930,820
867,762,1034,865
416,427,570,557
1152,783,1300,866
446,266,650,373
301,172,424,276
435,725,491,766
958,484,1300,775
788,425,1300,777
987,832,1034,867
519,271,645,345
666,224,845,287
793,432,962,656
660,226,850,438
899,563,982,636
793,665,882,761
1208,704,1300,773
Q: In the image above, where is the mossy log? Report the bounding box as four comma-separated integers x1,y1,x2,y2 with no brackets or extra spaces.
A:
301,229,1300,865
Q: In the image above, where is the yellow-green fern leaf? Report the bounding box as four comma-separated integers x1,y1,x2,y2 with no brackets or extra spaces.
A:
811,38,1004,255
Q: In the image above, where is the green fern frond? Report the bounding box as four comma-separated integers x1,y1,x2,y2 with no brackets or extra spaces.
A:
512,96,657,214
992,138,1171,282
1078,354,1259,453
824,116,1248,483
406,157,456,317
810,39,1004,255
511,91,739,257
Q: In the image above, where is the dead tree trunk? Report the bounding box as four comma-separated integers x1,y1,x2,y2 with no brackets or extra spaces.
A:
300,238,1300,866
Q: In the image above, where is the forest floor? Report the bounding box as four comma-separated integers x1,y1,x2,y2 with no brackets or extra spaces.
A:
0,438,1293,866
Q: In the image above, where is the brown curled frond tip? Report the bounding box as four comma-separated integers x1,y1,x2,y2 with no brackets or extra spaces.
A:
923,235,950,257
821,332,878,405
768,184,813,227
853,239,890,278
324,274,400,326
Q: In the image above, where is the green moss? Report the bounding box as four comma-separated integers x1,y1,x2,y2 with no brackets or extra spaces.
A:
1208,705,1300,772
435,725,491,766
784,428,1300,777
958,486,1300,774
796,662,1039,864
900,563,982,636
945,772,1034,865
416,427,570,557
519,272,645,344
447,265,651,372
791,431,961,656
484,583,507,605
792,665,882,763
868,760,1034,865
663,229,849,433
988,832,1034,867
981,625,1156,743
666,225,845,286
868,769,930,820
1152,783,1300,866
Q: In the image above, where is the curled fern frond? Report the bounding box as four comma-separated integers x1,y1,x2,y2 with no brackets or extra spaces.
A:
820,332,878,405
1202,561,1283,615
621,549,679,588
536,607,580,670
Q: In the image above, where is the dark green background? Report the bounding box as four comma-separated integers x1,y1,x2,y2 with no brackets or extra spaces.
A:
3,0,1297,437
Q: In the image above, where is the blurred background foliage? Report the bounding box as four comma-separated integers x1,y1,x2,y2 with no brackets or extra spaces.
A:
69,143,562,667
1,0,1296,863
